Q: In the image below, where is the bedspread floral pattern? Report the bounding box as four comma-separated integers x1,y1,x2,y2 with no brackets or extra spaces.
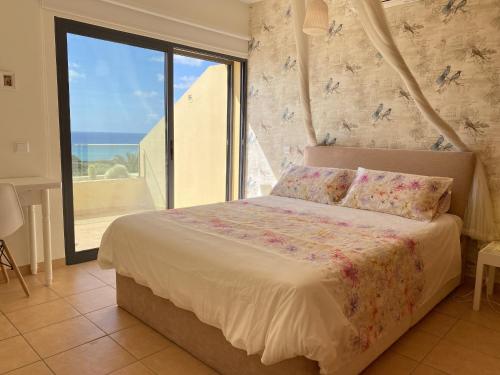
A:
271,165,356,204
161,199,425,356
342,168,453,222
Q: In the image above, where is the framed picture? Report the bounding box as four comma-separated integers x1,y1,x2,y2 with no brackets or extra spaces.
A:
1,71,15,89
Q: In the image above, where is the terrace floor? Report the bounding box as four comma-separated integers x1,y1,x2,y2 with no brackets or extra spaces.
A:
1,263,500,374
75,210,148,252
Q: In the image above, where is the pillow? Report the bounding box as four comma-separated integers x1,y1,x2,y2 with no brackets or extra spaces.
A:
271,165,356,204
437,191,452,215
341,167,453,221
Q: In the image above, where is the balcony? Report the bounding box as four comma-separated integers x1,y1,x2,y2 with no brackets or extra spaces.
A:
73,142,165,251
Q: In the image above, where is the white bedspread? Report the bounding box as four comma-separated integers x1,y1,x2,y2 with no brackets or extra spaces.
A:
98,196,462,374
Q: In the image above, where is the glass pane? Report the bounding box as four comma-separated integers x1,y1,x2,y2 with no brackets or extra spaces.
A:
173,54,228,208
67,34,167,251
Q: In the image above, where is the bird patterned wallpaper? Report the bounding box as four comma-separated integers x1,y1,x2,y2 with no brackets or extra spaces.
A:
246,0,500,238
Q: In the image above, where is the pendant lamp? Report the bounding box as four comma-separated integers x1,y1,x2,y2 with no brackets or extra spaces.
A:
303,0,329,36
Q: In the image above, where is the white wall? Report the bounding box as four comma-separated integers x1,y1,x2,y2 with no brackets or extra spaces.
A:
0,0,249,266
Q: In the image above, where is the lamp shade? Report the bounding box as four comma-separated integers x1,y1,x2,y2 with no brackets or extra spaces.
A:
303,0,329,36
0,184,24,238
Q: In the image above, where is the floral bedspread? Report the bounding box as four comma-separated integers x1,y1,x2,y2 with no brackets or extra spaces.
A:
162,199,425,355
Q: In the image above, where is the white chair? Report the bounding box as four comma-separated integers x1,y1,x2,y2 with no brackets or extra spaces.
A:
0,183,30,296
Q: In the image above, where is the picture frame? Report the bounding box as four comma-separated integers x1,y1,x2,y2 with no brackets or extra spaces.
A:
1,71,16,89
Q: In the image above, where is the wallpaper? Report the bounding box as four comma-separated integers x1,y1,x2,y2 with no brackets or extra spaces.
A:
246,0,500,236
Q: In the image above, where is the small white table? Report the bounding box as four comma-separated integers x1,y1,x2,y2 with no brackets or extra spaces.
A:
473,241,500,311
0,177,61,286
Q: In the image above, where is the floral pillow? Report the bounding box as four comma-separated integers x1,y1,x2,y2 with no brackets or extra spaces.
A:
341,168,453,221
271,165,356,204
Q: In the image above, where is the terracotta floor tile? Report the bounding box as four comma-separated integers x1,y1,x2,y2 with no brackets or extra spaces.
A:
46,336,135,375
361,351,418,375
65,286,116,314
0,284,59,313
24,316,105,358
6,299,80,333
111,324,172,359
460,301,500,332
0,275,42,294
88,267,116,287
142,345,218,375
46,270,106,297
0,336,39,373
111,361,155,375
433,295,471,319
0,313,19,340
411,364,448,375
390,329,440,361
424,339,500,375
416,311,457,337
85,305,140,334
446,320,500,359
5,361,53,375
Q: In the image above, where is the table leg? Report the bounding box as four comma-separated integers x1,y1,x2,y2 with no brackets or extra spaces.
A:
28,205,38,275
42,189,53,286
487,266,495,296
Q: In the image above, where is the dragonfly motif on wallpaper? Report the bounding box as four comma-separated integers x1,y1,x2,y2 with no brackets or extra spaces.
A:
341,120,358,133
469,45,497,62
402,21,424,36
345,63,361,75
463,117,490,137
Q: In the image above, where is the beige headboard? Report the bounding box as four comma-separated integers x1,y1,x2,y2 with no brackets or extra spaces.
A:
305,146,476,219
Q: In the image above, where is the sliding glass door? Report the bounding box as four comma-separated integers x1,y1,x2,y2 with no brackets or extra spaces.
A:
66,34,167,253
55,19,246,264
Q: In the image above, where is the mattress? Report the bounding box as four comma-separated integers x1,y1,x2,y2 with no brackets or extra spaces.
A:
98,196,462,374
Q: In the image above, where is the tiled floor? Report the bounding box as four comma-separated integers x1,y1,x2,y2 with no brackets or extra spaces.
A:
1,263,500,375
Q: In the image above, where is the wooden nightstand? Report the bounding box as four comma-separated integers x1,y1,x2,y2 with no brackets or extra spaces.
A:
473,241,500,311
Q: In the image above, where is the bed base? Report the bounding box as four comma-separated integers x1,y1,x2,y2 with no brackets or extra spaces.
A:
116,273,461,375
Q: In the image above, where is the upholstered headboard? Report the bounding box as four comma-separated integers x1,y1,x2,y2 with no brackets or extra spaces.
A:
304,146,476,219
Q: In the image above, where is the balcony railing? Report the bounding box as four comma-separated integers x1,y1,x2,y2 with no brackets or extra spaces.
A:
72,143,140,180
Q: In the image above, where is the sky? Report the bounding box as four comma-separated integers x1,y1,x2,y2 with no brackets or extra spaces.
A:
67,33,217,134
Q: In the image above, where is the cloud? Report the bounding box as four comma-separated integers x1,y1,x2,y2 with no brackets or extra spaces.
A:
174,55,203,67
157,73,164,82
147,112,159,119
133,90,158,98
149,55,164,63
68,69,86,82
174,75,198,90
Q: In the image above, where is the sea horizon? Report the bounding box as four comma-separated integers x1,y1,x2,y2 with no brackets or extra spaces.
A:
72,131,147,162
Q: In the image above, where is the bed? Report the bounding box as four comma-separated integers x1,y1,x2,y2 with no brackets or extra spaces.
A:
98,146,476,375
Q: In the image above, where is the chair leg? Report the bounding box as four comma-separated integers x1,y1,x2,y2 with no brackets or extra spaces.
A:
487,266,496,296
1,262,9,283
2,242,29,297
473,260,484,311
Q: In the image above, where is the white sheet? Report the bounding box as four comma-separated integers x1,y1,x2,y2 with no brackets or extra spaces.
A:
98,196,462,374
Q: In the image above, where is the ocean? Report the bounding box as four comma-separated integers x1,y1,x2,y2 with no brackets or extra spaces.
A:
71,131,146,162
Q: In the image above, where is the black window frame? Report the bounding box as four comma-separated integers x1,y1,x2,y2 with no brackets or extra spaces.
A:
54,17,247,264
